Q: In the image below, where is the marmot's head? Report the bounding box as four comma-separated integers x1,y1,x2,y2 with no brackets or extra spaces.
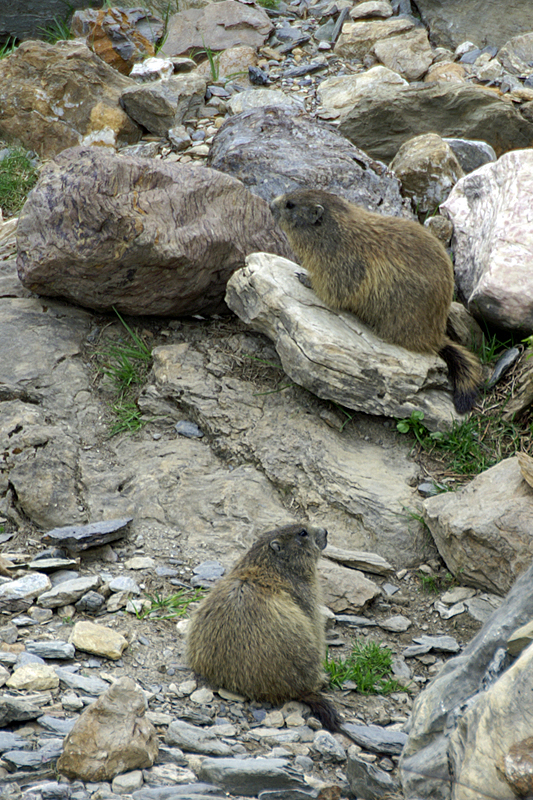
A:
239,523,327,579
270,189,351,232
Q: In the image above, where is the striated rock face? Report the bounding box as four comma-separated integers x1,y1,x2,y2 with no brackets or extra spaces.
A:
120,73,208,135
164,0,273,55
208,105,412,217
338,81,533,164
71,7,164,74
0,40,142,158
441,148,533,330
448,642,533,800
16,146,292,316
57,677,159,781
413,0,533,50
225,251,463,431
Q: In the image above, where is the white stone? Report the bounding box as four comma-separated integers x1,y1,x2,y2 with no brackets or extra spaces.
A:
441,149,533,329
69,620,128,660
0,572,51,608
190,687,214,704
112,769,144,794
227,89,304,115
318,65,407,119
124,556,155,570
6,663,59,691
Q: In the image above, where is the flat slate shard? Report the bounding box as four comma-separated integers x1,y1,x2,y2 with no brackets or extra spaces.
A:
341,723,408,755
41,518,133,552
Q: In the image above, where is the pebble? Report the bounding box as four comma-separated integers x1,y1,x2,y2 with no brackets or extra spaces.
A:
0,572,51,608
54,667,109,695
112,770,144,793
341,723,408,755
38,576,101,608
403,634,461,657
108,576,141,594
166,719,233,756
175,420,204,438
124,556,155,570
7,663,60,691
69,620,128,660
190,687,215,704
311,730,346,762
378,615,412,632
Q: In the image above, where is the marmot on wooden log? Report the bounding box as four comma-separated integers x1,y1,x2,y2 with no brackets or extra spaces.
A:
186,523,341,732
270,189,481,413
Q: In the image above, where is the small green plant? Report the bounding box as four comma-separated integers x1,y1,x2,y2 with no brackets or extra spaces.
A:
96,309,153,436
396,410,443,447
39,16,74,43
136,588,204,620
0,37,18,59
0,147,39,218
325,639,406,694
418,570,454,593
200,38,220,81
256,0,279,8
476,330,515,365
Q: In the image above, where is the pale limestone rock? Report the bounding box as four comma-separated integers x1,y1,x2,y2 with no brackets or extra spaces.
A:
57,677,158,781
196,44,257,82
448,642,533,800
319,560,380,613
69,621,128,660
335,17,414,60
441,149,533,330
111,770,144,793
0,573,51,611
349,0,393,19
124,556,155,570
324,546,394,576
498,32,533,75
0,665,10,686
38,576,101,609
424,61,468,82
7,664,59,691
120,73,207,135
373,28,434,81
390,133,464,214
226,252,462,431
318,66,407,120
423,456,533,595
227,89,304,115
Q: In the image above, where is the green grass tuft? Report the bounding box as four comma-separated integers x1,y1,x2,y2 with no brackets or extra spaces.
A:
0,147,38,218
136,588,205,620
325,639,407,694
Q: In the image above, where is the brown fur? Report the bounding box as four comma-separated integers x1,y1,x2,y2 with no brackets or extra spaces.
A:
270,189,482,413
186,524,341,731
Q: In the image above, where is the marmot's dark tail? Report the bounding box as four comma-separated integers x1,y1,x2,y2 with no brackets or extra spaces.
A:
438,339,482,414
301,692,342,733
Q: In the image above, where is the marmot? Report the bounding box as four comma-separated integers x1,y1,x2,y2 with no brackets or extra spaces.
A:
186,523,340,732
270,189,481,413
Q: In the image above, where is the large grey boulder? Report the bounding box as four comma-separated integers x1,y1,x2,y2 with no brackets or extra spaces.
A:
441,149,533,330
423,456,533,595
208,105,412,217
413,0,533,50
338,81,533,164
0,40,142,158
16,146,292,316
400,559,533,800
226,252,463,431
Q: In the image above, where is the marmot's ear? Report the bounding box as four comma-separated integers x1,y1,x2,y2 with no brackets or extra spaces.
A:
310,204,324,224
270,539,282,552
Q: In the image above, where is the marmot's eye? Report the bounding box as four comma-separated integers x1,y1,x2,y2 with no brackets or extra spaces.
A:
286,200,295,210
298,529,308,538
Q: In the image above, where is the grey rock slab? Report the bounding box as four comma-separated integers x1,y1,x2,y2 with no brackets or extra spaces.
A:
324,546,394,576
42,519,133,553
335,615,377,627
226,252,461,431
0,572,51,611
378,614,412,632
227,89,305,115
121,74,207,135
17,145,292,317
422,456,533,594
26,640,76,660
108,576,141,594
337,80,533,164
413,0,533,50
346,752,399,799
403,635,460,657
443,138,496,174
197,757,309,796
38,783,72,800
38,576,101,608
0,695,43,726
15,652,46,667
311,730,346,762
441,151,533,331
165,719,233,756
147,339,432,568
208,105,412,218
132,786,225,800
54,667,110,696
400,559,533,799
28,557,79,572
341,723,408,755
3,738,63,769
0,730,30,752
38,715,78,735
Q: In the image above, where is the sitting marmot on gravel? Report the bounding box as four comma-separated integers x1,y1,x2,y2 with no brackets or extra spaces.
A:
186,523,340,731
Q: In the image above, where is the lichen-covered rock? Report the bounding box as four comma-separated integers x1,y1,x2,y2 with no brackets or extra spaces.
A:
0,40,142,158
16,146,291,317
441,149,533,330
